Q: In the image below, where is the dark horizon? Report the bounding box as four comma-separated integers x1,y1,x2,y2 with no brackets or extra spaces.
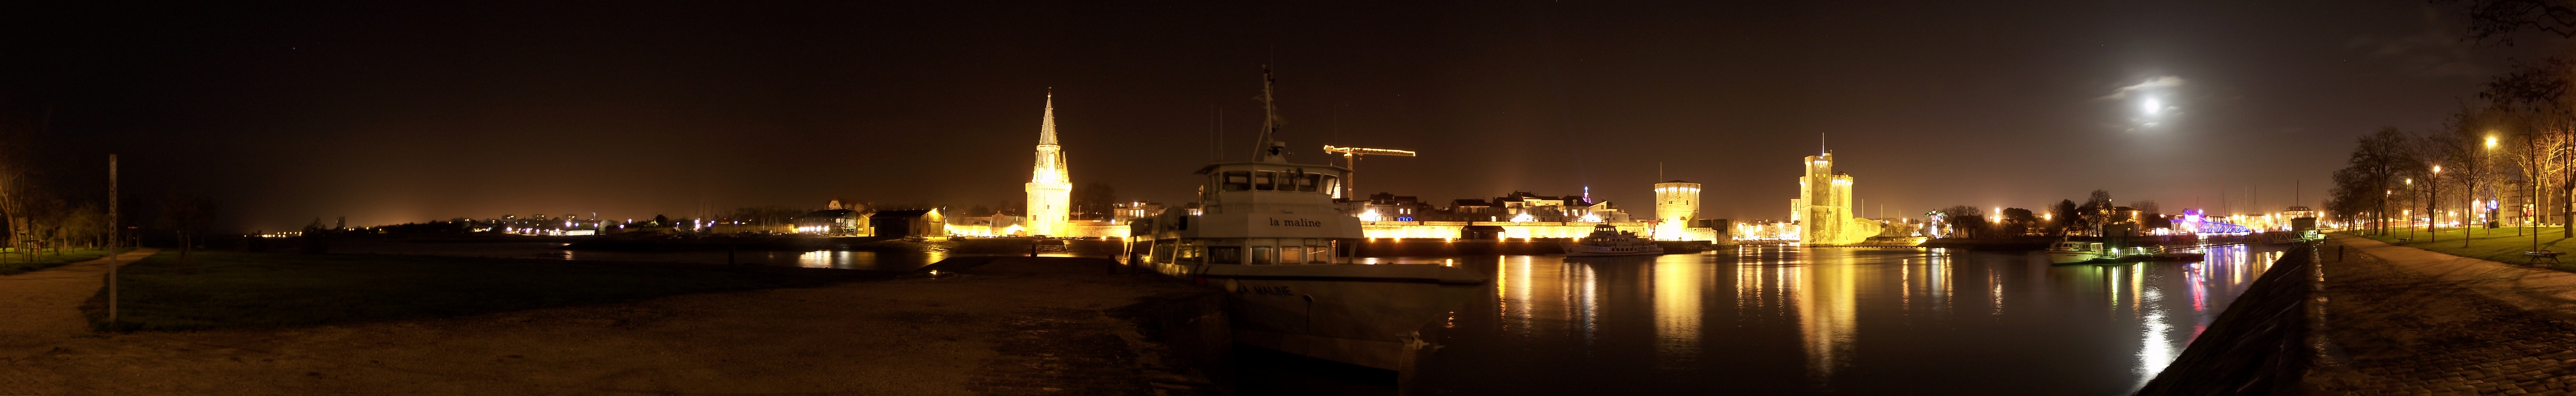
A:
2,1,2539,231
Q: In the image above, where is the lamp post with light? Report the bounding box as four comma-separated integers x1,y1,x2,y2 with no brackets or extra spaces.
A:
2475,135,2496,248
2431,164,2443,243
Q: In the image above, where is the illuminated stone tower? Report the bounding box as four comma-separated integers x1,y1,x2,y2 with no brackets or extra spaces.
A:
1653,180,1701,240
1797,152,1858,245
1025,92,1071,236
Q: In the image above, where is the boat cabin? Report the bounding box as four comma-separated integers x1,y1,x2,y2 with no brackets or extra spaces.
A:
1130,161,1363,270
2050,241,2102,253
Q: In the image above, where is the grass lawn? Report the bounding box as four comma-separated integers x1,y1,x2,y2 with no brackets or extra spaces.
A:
2351,226,2576,272
0,249,116,275
87,251,883,331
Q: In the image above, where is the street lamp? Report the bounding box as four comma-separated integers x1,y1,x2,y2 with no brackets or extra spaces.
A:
2430,164,2442,243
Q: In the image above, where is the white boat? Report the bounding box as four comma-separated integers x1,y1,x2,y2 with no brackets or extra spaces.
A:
1560,223,1664,256
2046,241,2117,265
1128,68,1485,377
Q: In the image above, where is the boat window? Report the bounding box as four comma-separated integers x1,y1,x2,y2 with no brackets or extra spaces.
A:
1308,246,1331,264
1178,241,1202,264
1250,246,1274,264
1220,171,1251,191
1296,173,1320,192
1321,175,1340,197
1206,246,1242,264
1254,171,1276,191
1152,239,1176,264
1280,246,1305,264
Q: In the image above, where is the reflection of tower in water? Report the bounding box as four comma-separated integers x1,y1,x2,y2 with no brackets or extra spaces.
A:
1795,250,1859,382
1652,257,1704,370
1730,246,1858,382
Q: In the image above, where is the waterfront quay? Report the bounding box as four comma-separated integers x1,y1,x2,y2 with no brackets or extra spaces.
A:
2140,233,2576,395
0,253,1227,395
2304,235,2576,394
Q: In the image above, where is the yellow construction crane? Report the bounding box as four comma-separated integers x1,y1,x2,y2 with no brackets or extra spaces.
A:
1321,145,1417,199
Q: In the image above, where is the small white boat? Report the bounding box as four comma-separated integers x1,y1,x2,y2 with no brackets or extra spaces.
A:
2046,241,2110,265
1561,223,1664,256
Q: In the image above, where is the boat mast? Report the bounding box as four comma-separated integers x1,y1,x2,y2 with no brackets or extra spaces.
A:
1255,65,1288,163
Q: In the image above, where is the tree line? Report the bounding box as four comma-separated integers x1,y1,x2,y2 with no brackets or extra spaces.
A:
1933,190,2168,238
0,109,224,261
2324,0,2576,237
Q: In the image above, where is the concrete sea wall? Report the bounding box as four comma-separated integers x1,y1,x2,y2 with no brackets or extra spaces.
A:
2134,244,2316,395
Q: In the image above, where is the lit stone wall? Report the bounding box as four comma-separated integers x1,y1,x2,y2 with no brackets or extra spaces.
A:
1058,222,1128,238
1665,227,1720,242
1360,221,1652,239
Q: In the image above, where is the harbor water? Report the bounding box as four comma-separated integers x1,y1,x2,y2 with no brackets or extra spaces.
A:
330,237,2283,394
1258,244,2285,395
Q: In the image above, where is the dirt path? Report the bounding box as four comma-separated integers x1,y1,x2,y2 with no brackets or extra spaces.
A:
0,256,1213,395
2314,235,2576,394
0,249,161,354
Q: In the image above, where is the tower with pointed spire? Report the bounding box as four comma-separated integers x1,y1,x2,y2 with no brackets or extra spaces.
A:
1026,90,1072,236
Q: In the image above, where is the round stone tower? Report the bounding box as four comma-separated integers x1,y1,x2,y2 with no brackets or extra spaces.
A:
1654,180,1701,240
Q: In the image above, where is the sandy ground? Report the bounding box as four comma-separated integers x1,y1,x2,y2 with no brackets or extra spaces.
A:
0,255,1205,395
0,249,161,353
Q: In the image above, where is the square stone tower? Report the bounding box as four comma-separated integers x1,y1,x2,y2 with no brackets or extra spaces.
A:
1798,152,1857,245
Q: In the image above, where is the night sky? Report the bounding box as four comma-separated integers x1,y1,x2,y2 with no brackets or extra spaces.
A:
2,1,2545,230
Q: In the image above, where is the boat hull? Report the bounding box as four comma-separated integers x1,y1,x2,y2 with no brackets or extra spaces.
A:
2045,250,2104,265
1560,243,1665,257
1198,264,1483,370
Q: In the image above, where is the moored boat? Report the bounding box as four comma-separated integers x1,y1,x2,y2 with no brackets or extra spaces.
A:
1126,68,1485,378
2046,240,2114,265
2047,240,2206,264
1560,223,1664,256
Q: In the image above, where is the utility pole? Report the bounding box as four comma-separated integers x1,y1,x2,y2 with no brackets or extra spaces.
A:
106,154,118,328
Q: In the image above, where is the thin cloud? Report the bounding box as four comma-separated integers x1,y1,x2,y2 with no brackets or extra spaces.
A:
2102,76,2184,99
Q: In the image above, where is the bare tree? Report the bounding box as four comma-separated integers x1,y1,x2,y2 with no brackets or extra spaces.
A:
160,193,219,262
2444,0,2576,46
726,205,807,226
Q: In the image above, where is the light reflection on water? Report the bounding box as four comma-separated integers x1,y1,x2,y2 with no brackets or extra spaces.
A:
1409,244,2283,395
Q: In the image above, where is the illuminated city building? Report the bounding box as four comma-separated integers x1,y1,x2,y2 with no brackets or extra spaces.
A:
791,200,871,235
1025,91,1072,237
869,208,946,238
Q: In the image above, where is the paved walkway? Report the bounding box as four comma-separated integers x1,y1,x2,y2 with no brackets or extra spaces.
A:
2320,235,2576,394
0,249,160,354
2336,236,2576,322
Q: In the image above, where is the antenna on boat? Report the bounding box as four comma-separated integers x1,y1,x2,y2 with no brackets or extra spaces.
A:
1255,65,1289,163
